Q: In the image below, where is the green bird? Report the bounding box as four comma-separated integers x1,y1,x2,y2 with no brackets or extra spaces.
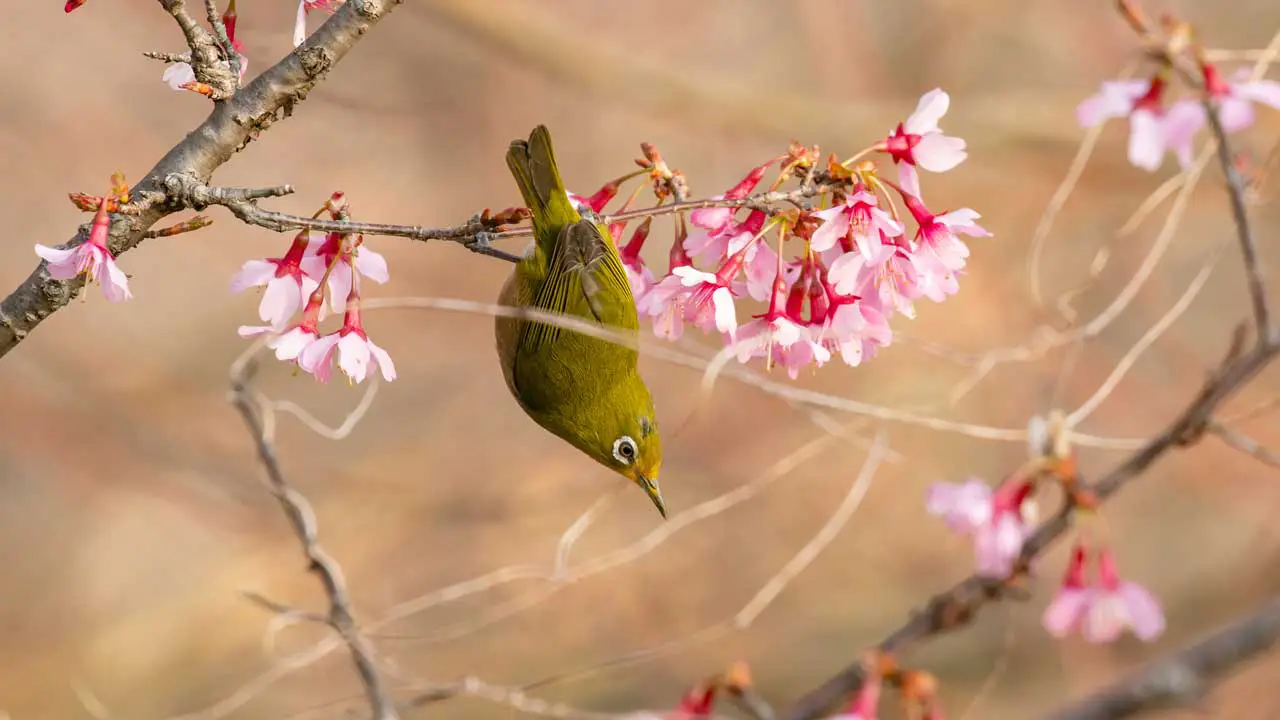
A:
494,125,666,518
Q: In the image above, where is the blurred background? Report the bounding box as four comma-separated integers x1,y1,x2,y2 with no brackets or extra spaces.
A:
3,1,1280,718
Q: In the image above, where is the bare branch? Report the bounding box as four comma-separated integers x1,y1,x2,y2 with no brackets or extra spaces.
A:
230,359,398,720
782,334,1280,719
1047,596,1280,719
157,0,237,99
0,0,401,360
1208,421,1280,469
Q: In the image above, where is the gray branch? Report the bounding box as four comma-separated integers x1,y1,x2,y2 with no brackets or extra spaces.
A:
0,0,402,360
231,358,399,720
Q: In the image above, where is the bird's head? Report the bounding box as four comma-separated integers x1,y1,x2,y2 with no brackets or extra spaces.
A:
584,381,664,517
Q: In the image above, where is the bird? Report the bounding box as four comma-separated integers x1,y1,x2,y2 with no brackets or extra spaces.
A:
494,125,666,517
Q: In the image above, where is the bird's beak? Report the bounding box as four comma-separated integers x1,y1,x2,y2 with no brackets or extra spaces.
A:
636,473,666,519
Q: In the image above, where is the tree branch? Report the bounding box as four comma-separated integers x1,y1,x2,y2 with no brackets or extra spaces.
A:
1047,595,1280,719
782,325,1280,719
230,357,399,720
0,0,401,360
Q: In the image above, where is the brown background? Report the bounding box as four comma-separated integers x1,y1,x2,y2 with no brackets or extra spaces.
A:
3,1,1280,718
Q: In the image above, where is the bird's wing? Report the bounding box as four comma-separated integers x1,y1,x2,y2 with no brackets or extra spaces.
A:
517,218,639,353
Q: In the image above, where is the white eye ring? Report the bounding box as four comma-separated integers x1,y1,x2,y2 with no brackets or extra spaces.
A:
612,435,638,465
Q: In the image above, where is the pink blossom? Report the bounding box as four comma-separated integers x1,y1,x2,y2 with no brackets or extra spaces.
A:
1042,544,1095,638
619,219,657,303
238,290,324,362
660,684,716,720
685,209,767,265
671,263,739,338
828,237,922,319
298,295,395,384
300,232,389,313
1203,64,1280,133
733,264,827,377
926,478,1032,577
883,88,968,173
823,299,892,368
294,0,344,47
810,187,903,254
1083,548,1165,643
230,230,320,329
1077,77,1204,171
35,197,132,302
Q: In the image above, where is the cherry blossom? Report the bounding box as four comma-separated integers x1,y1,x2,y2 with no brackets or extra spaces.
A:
1202,64,1280,133
1042,543,1095,638
883,88,968,194
1077,76,1204,171
926,477,1033,577
298,291,396,384
229,230,320,329
669,262,739,338
619,219,657,302
238,290,324,362
300,232,389,313
809,186,903,254
1084,547,1165,643
35,197,132,302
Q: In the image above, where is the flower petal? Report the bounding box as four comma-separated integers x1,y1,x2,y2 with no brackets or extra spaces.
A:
230,259,279,293
905,88,950,134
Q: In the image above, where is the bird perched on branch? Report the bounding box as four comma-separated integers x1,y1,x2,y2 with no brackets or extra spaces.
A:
494,125,666,517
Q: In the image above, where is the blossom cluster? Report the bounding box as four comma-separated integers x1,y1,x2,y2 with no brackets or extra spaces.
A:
926,417,1166,646
233,193,396,384
571,89,990,379
1078,56,1280,172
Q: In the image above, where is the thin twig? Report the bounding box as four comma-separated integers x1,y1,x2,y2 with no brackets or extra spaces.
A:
1047,595,1280,719
1208,421,1280,469
230,359,399,720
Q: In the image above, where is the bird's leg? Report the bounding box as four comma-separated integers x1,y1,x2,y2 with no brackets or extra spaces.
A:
466,231,523,263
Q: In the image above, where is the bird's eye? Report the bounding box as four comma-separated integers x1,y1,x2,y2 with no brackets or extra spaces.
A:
612,435,638,465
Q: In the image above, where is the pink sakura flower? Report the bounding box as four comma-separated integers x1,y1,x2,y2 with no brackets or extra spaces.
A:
1042,543,1164,643
828,234,922,319
1085,547,1165,642
926,478,1033,577
65,0,89,11
294,0,344,47
884,88,968,195
733,263,828,378
823,295,893,368
638,240,697,341
299,232,389,313
298,293,396,384
567,176,624,214
35,197,132,302
685,208,768,266
1042,543,1095,639
1077,76,1204,171
238,290,324,362
671,261,739,338
1202,64,1280,133
619,219,657,303
809,186,904,254
899,192,989,303
229,230,320,329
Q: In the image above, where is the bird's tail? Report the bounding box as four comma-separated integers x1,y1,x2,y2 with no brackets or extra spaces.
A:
506,125,582,255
